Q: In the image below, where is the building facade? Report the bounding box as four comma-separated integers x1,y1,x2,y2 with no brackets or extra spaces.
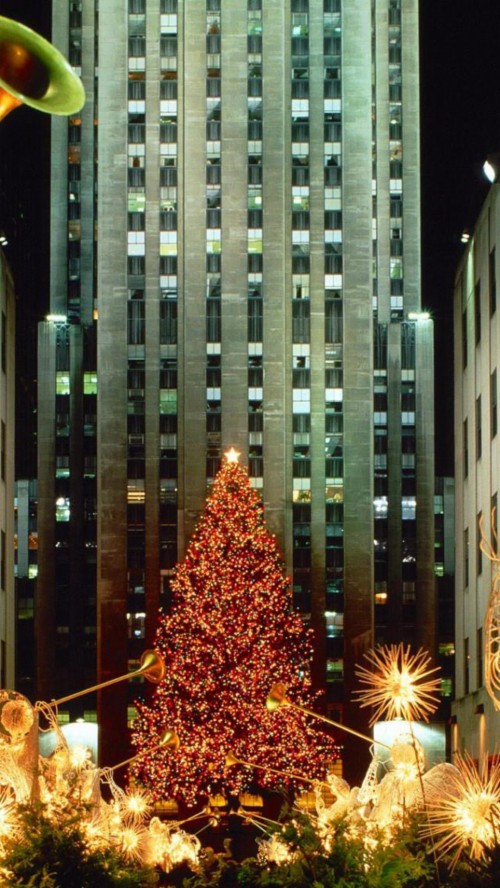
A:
453,183,500,765
0,249,15,691
14,479,37,701
37,0,436,780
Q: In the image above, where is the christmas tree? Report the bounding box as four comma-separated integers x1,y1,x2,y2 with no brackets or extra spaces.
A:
131,450,339,805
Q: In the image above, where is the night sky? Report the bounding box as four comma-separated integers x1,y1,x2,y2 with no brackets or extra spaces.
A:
2,1,500,477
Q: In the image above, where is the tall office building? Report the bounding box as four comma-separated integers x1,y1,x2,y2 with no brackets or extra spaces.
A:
37,0,435,780
0,249,15,691
453,182,500,766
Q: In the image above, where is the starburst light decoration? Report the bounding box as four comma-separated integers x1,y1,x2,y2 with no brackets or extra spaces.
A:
257,832,295,865
0,788,18,848
422,753,500,868
354,643,441,725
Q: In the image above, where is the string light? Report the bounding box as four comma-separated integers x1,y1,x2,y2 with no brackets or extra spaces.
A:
131,458,339,804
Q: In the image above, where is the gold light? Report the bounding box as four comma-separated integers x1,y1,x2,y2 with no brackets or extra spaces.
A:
225,447,240,463
122,788,152,822
354,644,441,725
422,754,500,868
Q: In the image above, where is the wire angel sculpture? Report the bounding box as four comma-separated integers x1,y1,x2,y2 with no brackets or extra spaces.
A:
479,511,500,710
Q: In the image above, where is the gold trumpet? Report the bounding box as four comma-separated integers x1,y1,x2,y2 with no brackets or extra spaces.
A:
266,682,391,750
0,15,85,122
225,751,325,786
109,729,180,773
39,648,166,710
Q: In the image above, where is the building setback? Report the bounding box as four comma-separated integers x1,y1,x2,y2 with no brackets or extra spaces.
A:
453,182,500,764
36,0,435,783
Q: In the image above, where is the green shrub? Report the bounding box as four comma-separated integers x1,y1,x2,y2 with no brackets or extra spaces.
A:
182,813,435,888
1,802,158,888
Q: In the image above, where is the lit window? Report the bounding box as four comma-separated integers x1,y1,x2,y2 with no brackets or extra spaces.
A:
438,643,455,657
325,611,343,637
375,590,388,605
374,496,388,517
128,192,145,213
326,658,343,683
325,484,343,503
248,229,263,253
127,611,146,639
55,497,70,522
401,497,416,520
160,390,177,415
206,229,221,253
440,678,453,698
56,372,70,396
127,481,145,503
160,14,177,35
83,372,98,395
160,231,178,255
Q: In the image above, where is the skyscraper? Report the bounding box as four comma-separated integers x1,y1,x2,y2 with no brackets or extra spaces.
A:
0,249,15,692
453,182,500,767
37,0,435,781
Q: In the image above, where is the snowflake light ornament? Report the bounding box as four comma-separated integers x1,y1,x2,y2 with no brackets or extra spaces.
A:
354,643,441,725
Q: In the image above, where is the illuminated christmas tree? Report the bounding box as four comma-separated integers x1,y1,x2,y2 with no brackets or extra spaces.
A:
131,450,339,805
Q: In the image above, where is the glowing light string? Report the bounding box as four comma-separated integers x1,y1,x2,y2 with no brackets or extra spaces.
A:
479,510,500,711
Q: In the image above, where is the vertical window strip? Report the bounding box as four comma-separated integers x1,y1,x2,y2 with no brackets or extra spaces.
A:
324,1,343,628
388,0,403,315
206,0,222,481
247,0,263,483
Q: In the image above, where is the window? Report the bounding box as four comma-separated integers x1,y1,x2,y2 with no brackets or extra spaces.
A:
474,281,481,344
83,372,98,395
440,678,453,698
160,300,177,344
462,308,467,369
127,300,145,344
248,298,263,342
464,637,469,695
477,511,483,575
491,369,497,438
464,527,469,587
1,311,6,373
476,395,482,459
492,493,498,547
0,421,5,482
56,497,70,522
326,658,343,683
160,390,177,415
490,248,496,316
463,418,468,478
477,627,483,688
325,298,342,343
206,298,221,342
56,372,70,395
